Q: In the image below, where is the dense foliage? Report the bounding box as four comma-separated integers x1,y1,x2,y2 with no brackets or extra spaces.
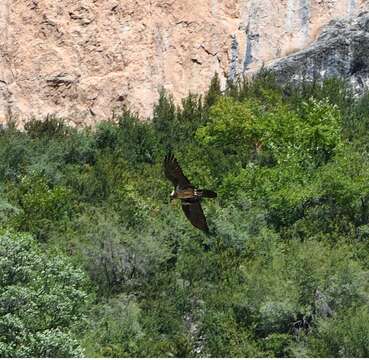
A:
0,232,90,357
0,73,369,357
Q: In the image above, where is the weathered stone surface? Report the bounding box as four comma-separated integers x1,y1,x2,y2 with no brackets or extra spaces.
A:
268,10,369,94
0,0,368,125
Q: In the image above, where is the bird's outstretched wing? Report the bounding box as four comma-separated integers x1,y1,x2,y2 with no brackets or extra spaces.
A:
181,200,209,232
164,153,192,188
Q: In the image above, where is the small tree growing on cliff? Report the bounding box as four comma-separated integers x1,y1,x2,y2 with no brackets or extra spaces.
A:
205,73,222,108
152,88,177,150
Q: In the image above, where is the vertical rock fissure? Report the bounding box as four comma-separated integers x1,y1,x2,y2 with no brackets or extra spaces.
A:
242,2,260,73
286,0,295,32
348,0,357,15
299,0,310,43
243,20,253,72
229,35,239,80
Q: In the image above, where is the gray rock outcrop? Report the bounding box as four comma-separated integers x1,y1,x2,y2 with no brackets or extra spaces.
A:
269,11,369,94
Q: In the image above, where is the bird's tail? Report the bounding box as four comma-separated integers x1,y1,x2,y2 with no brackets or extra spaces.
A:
200,189,217,198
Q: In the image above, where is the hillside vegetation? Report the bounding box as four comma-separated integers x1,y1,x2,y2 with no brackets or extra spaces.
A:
0,73,369,357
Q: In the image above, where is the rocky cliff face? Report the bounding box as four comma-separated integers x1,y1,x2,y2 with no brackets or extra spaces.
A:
269,10,369,94
0,0,368,125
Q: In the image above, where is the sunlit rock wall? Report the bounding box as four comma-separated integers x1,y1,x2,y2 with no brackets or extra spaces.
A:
0,0,367,125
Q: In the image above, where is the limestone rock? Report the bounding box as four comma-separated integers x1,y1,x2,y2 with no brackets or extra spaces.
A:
268,11,369,94
0,0,368,125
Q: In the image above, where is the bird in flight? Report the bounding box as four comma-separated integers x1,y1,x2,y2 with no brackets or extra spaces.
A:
164,153,217,232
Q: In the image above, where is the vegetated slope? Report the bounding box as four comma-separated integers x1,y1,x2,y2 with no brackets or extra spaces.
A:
0,73,369,357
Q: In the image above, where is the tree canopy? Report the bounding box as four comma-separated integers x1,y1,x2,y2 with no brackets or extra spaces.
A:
0,73,368,356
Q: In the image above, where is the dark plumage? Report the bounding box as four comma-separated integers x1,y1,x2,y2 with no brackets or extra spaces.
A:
163,153,217,232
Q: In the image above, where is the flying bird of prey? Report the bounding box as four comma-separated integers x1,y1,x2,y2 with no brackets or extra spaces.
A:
164,153,217,232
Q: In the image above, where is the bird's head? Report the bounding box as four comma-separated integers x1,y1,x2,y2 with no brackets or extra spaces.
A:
170,190,177,204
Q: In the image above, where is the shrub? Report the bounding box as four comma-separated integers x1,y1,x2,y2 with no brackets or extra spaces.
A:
308,306,369,357
0,232,91,357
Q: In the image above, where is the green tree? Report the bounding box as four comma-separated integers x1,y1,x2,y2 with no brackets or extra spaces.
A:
9,174,74,241
0,232,91,357
205,72,222,108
